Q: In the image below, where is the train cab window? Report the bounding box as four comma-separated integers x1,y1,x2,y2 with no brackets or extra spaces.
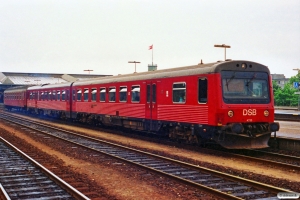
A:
100,88,106,102
109,87,116,102
62,90,66,101
198,78,208,103
91,88,97,102
29,93,33,100
77,90,82,101
84,89,89,101
57,91,61,101
119,87,127,102
173,82,186,103
131,86,140,102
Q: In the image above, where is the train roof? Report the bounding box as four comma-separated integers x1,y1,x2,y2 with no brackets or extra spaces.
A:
72,60,269,87
27,82,72,91
4,85,29,93
26,60,270,90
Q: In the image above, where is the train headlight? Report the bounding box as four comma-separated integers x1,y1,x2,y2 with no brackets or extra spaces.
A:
241,63,247,69
228,110,234,117
264,110,269,117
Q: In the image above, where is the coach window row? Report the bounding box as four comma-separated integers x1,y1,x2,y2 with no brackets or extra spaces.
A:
74,85,141,103
27,91,67,101
4,94,24,100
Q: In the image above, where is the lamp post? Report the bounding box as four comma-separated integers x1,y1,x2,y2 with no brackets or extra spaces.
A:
128,61,140,73
214,44,231,60
84,69,93,74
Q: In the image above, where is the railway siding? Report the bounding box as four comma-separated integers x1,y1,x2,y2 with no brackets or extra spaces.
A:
0,137,88,200
269,137,300,152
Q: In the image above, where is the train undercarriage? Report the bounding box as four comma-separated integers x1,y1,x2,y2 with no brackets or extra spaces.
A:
72,112,280,149
20,108,279,149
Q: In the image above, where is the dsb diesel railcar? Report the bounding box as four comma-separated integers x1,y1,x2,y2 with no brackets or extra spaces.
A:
4,60,280,149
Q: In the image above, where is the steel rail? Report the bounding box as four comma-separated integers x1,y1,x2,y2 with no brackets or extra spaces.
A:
0,137,90,200
0,183,11,200
206,148,300,172
0,114,295,199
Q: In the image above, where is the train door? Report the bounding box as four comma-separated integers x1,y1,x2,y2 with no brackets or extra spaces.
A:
146,81,157,131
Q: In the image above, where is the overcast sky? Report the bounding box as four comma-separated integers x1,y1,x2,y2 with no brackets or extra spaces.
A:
1,0,299,78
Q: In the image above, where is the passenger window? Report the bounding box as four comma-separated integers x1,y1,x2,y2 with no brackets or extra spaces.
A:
62,90,66,101
147,85,150,103
84,89,89,101
152,84,156,103
91,88,97,102
100,88,106,102
173,82,186,103
131,86,140,102
66,90,70,101
53,91,56,101
198,78,207,103
119,87,127,102
109,87,116,102
72,90,76,101
57,91,61,101
45,92,48,101
77,89,82,101
49,91,52,101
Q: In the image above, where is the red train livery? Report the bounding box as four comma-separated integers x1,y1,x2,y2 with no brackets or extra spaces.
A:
4,60,280,149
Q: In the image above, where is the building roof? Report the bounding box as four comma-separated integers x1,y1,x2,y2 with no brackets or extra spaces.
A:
0,72,111,86
6,76,66,85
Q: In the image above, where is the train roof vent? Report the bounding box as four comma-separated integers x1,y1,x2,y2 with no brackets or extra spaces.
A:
217,60,223,62
225,59,232,61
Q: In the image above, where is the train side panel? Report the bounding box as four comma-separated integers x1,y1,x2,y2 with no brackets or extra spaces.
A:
4,87,28,110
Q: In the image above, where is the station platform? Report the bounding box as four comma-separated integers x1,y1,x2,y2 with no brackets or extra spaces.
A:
275,109,300,115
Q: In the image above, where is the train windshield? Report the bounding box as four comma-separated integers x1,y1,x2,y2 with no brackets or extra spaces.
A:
221,71,270,104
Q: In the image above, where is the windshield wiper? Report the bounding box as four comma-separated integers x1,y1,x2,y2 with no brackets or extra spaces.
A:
246,73,257,87
225,72,235,91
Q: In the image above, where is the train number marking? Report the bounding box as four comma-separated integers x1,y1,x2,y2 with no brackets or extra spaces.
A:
243,109,256,116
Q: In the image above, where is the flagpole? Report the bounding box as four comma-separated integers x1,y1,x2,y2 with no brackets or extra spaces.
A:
152,45,153,66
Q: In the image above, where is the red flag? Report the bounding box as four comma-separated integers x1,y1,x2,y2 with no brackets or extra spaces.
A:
149,45,153,50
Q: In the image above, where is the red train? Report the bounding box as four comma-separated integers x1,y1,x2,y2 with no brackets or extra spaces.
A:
4,60,280,149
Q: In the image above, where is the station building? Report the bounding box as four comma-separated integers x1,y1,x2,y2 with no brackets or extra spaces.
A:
0,72,111,103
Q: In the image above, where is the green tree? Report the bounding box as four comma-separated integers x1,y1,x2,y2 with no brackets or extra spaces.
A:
273,71,300,106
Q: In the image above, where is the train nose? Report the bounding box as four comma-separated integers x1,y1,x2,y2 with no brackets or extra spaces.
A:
269,122,280,132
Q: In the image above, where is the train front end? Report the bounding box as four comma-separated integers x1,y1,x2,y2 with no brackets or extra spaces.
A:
213,61,279,149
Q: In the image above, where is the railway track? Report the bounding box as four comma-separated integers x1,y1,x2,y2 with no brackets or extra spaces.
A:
0,137,89,200
204,147,300,172
0,113,295,200
275,113,300,122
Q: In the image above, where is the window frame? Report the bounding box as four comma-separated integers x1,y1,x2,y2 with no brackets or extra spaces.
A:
172,82,186,104
100,87,106,102
109,87,116,102
198,77,208,104
131,85,140,103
